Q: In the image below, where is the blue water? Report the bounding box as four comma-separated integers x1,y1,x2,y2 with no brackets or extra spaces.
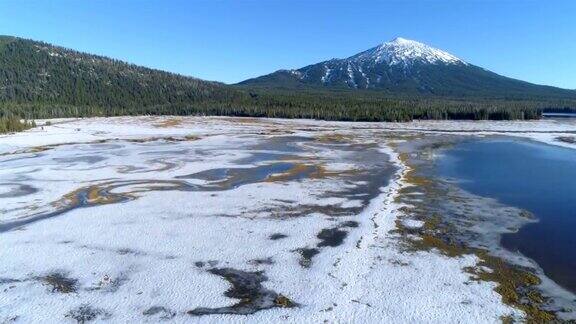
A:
542,112,576,118
438,139,576,293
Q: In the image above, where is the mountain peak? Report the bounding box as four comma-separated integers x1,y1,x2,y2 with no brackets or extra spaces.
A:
352,37,465,67
389,37,414,44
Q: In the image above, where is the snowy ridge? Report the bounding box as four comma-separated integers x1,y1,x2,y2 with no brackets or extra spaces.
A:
282,37,468,89
351,37,466,67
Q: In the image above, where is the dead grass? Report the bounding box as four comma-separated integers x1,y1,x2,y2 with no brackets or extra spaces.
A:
315,133,353,143
52,183,131,210
264,162,359,183
466,252,555,322
153,118,183,128
265,163,316,183
393,142,558,323
39,272,77,293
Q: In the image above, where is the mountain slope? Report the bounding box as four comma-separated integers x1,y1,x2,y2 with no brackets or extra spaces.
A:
239,38,576,99
0,35,243,110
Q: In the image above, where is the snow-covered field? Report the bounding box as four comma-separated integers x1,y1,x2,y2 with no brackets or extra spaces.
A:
1,116,574,323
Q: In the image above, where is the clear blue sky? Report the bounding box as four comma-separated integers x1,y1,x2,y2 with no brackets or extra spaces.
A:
1,0,575,88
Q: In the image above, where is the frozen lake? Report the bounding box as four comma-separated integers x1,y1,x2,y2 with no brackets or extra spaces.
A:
1,116,575,322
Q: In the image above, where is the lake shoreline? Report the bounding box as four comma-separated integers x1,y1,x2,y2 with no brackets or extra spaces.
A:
394,135,576,320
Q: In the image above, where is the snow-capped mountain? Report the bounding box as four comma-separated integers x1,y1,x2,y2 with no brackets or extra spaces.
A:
239,38,575,98
350,37,464,67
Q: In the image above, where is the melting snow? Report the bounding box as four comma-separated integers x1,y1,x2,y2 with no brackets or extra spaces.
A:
0,116,574,322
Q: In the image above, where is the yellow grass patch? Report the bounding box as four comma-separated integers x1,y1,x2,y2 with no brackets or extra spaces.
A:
153,118,184,128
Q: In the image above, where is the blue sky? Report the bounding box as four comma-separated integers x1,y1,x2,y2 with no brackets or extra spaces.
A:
1,0,575,88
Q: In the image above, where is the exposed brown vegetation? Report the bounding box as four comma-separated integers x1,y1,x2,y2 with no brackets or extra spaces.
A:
153,118,184,128
393,142,558,322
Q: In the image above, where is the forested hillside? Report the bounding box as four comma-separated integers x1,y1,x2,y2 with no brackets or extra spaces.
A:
1,35,575,128
0,35,243,109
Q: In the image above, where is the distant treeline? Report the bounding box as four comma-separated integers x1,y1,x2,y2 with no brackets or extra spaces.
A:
1,91,561,122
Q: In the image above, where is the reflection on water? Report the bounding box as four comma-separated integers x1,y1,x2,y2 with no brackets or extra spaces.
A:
234,152,297,165
542,112,576,118
178,162,317,189
438,139,576,293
